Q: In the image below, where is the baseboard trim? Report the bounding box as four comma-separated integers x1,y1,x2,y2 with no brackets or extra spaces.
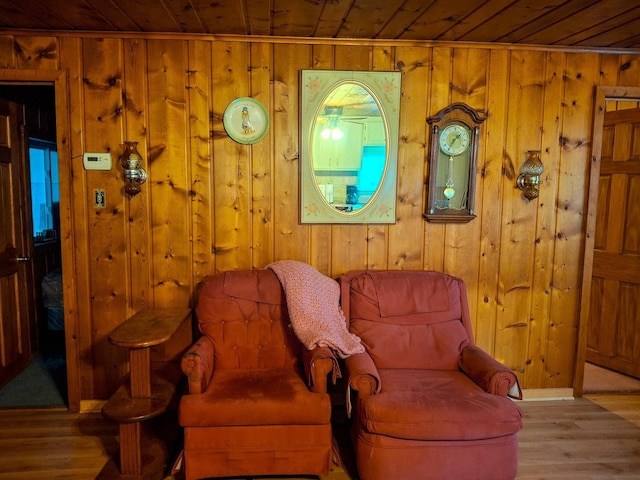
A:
80,399,106,413
520,388,574,401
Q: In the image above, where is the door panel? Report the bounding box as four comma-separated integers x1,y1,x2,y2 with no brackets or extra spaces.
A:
587,108,640,378
0,99,34,388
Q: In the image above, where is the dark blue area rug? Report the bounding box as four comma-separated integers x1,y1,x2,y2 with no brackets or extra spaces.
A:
0,353,67,407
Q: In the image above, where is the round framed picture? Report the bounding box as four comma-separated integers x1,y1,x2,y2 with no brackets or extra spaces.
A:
223,97,269,144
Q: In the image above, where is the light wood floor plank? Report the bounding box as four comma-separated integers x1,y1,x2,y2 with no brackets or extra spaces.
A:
587,393,640,427
0,395,638,479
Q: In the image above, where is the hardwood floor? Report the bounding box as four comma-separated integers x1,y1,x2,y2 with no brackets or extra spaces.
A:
517,395,640,479
0,407,118,479
0,394,638,479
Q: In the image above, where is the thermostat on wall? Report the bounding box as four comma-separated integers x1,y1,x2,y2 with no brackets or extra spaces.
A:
83,152,112,171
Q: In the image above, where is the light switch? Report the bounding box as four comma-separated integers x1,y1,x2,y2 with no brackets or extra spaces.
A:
83,152,112,170
94,189,106,208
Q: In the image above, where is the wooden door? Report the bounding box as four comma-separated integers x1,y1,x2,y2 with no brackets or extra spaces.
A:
586,107,640,378
0,99,35,388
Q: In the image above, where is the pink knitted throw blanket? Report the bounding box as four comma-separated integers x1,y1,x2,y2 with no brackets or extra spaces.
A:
266,260,364,358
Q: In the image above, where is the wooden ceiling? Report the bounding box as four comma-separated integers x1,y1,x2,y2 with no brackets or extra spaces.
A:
1,0,639,50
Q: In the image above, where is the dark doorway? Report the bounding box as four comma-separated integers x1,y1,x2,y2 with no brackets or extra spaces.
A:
0,85,66,407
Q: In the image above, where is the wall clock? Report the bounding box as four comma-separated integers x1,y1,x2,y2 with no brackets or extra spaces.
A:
424,103,486,223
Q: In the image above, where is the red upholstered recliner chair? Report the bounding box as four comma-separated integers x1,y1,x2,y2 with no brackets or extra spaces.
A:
339,270,523,480
178,270,335,480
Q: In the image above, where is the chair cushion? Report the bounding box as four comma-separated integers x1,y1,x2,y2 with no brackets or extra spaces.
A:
368,270,452,317
347,271,470,370
196,270,301,369
350,318,469,371
221,269,283,305
358,369,523,441
350,270,462,322
179,368,331,427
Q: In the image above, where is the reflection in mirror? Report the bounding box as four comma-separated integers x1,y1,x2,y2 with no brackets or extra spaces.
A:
300,70,401,224
311,83,386,213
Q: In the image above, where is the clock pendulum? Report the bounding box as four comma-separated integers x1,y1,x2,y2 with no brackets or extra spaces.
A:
438,123,470,202
443,155,456,199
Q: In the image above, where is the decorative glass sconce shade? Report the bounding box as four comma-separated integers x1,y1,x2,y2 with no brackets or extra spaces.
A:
516,150,544,200
320,106,344,140
120,141,147,197
320,121,344,140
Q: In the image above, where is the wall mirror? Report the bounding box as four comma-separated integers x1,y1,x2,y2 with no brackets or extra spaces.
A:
300,70,401,223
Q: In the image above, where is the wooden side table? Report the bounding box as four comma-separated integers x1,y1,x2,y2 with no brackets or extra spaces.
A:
102,308,192,478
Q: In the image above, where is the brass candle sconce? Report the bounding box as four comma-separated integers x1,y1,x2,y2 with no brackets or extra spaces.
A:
120,141,147,197
516,150,544,200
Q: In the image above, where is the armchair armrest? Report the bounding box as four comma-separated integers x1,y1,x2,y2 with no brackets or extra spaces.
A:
344,352,381,396
459,344,522,399
302,346,340,394
181,335,215,395
344,352,381,418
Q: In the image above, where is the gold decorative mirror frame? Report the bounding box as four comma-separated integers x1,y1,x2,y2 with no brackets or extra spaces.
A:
300,70,401,224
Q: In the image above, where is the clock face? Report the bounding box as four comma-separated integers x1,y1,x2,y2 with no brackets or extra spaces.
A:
439,123,470,156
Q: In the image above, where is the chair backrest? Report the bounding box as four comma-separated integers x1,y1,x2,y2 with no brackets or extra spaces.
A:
340,270,474,370
196,269,301,369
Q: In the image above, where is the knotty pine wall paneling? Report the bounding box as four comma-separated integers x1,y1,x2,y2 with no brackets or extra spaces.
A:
123,38,152,315
602,54,640,111
188,40,214,284
545,52,602,388
272,43,309,263
525,51,565,388
496,50,547,382
249,41,274,270
81,37,129,399
2,33,640,405
475,49,509,355
390,46,429,272
147,40,192,310
212,40,252,272
58,36,91,404
13,36,57,70
0,36,13,67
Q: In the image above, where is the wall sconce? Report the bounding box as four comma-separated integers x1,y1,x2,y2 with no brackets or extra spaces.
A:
120,141,147,197
516,150,544,200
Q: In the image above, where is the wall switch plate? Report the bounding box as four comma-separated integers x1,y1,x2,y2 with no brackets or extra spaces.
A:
83,152,112,170
94,189,106,208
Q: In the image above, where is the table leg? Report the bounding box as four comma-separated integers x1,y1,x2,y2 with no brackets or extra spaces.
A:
119,422,142,475
129,347,151,398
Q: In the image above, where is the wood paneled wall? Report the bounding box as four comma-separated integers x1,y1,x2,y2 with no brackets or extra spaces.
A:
2,33,639,408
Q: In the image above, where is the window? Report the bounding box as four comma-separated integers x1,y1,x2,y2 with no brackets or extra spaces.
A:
29,138,59,242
